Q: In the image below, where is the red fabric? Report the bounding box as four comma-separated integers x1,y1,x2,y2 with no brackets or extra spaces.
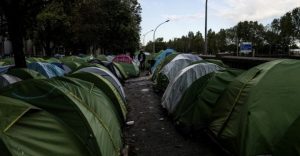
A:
113,54,133,64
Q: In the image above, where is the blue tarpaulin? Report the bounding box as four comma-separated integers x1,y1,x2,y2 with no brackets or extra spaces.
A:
0,65,13,74
28,62,64,78
151,49,175,73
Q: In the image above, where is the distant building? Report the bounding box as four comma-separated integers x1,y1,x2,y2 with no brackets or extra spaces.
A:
4,37,12,56
0,14,8,56
290,49,300,56
26,38,33,56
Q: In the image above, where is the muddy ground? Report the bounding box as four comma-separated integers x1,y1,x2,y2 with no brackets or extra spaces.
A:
123,75,226,156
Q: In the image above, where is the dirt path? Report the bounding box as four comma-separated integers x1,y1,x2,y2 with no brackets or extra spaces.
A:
123,76,225,156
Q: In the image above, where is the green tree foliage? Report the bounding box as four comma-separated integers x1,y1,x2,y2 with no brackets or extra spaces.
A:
207,29,217,54
144,37,167,52
292,8,300,39
36,0,71,56
0,0,49,67
146,31,204,53
216,29,227,52
69,0,141,54
146,7,300,56
1,0,142,57
235,21,265,54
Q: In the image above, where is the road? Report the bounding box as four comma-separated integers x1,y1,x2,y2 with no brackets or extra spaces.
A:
123,75,226,156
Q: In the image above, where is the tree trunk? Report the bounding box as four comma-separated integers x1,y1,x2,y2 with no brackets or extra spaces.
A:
44,40,52,57
6,2,27,68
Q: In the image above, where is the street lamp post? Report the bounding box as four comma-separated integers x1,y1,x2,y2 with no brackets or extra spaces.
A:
204,0,208,55
143,29,154,46
153,20,170,53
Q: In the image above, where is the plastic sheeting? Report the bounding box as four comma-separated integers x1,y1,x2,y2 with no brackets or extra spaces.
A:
28,62,65,78
75,67,126,99
62,64,72,74
0,74,21,89
151,49,175,73
159,54,202,83
162,63,223,113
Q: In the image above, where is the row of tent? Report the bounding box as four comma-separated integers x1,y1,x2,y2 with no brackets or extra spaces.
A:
0,54,140,81
0,54,140,156
151,49,300,156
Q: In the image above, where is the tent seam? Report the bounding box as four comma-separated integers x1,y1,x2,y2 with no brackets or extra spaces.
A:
4,107,32,132
67,91,119,153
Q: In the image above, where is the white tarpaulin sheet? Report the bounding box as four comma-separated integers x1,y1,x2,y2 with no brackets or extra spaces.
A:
159,54,202,83
0,74,21,89
162,63,223,113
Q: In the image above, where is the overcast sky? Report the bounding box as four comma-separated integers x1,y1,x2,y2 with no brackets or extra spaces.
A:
139,0,300,44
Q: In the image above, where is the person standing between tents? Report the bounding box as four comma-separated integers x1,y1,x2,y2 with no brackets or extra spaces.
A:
138,50,146,70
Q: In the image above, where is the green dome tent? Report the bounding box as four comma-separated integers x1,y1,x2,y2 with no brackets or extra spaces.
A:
69,72,127,122
74,67,126,100
190,59,228,68
0,61,5,66
113,62,139,79
76,62,109,72
205,59,228,68
173,69,243,133
81,55,94,62
61,61,81,72
1,58,14,66
26,57,47,63
1,77,123,156
209,59,300,156
88,60,124,82
152,53,177,81
60,56,87,64
7,68,46,80
0,95,91,156
46,57,62,63
97,55,108,61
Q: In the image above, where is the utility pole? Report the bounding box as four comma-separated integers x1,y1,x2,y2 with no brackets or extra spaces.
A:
204,0,208,55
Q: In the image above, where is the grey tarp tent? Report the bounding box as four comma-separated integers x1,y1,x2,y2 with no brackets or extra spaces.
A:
0,74,21,89
75,67,126,100
159,54,202,83
156,54,202,90
173,69,244,133
162,63,223,113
